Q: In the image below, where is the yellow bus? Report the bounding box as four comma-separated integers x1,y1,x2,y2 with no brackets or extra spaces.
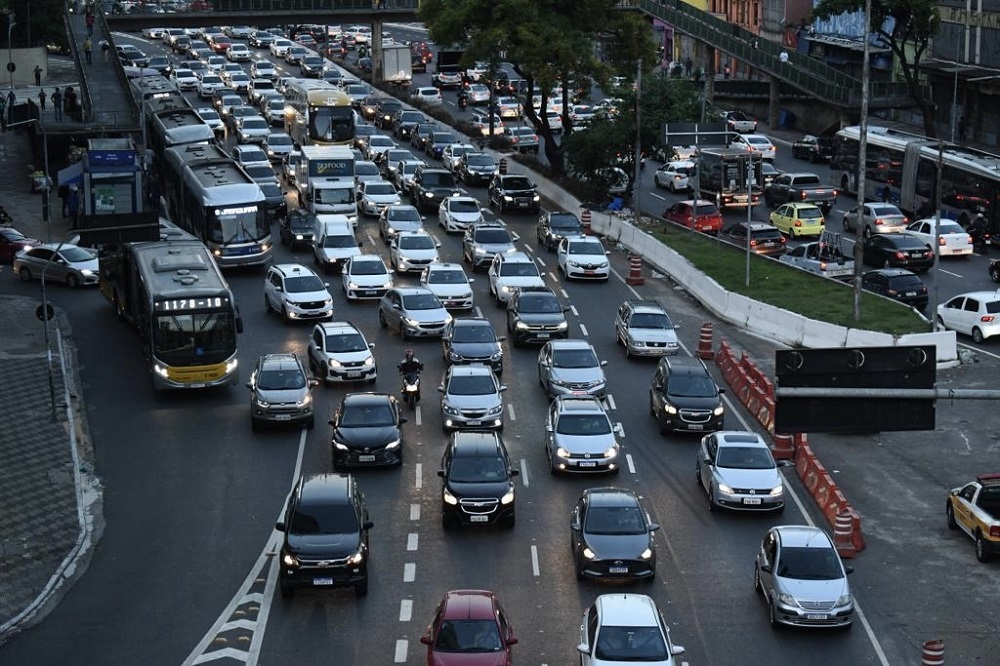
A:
283,79,356,147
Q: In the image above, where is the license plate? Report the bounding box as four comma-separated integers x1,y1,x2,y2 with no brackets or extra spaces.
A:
743,497,762,505
688,424,703,430
905,291,916,296
358,454,376,462
609,566,628,574
806,614,828,621
579,461,597,468
584,270,595,274
275,415,291,421
313,577,333,586
189,383,206,389
347,372,361,378
537,333,550,339
469,515,489,523
363,290,376,296
467,420,482,426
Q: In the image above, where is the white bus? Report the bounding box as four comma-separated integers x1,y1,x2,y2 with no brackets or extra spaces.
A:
283,78,356,147
148,107,215,156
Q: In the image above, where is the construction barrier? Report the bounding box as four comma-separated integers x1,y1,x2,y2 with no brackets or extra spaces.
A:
626,253,645,285
499,158,508,175
833,508,859,558
581,209,592,235
921,639,944,666
771,432,795,460
697,322,714,360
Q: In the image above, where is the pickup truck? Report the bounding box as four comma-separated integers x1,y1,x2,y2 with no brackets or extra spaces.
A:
779,239,854,280
947,472,1000,562
764,173,838,212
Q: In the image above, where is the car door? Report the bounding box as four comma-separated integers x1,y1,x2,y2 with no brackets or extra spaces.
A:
264,269,280,309
757,530,778,599
570,497,585,561
954,484,978,535
309,326,324,366
384,291,403,330
650,364,666,415
487,254,502,295
579,604,600,666
698,434,717,492
939,296,965,331
959,297,982,335
544,402,557,458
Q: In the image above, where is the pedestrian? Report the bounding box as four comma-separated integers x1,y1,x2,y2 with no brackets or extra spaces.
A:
751,37,760,49
58,184,69,217
85,11,95,36
5,89,14,126
100,39,110,63
0,94,6,132
684,56,692,77
723,63,731,79
52,87,63,121
65,87,78,118
779,50,789,64
34,65,43,87
83,38,93,64
38,89,46,111
67,186,81,230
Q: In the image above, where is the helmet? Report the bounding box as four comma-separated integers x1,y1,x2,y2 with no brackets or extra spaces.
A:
404,349,414,360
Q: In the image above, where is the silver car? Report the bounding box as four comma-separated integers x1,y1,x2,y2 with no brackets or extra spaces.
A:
545,396,621,474
842,202,909,238
247,353,318,431
754,525,855,630
537,340,608,399
377,286,452,339
696,431,785,512
614,300,680,358
14,243,99,287
438,364,507,432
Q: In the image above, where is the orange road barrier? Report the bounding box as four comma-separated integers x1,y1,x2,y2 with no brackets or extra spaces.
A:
626,253,645,285
697,322,714,360
921,639,944,666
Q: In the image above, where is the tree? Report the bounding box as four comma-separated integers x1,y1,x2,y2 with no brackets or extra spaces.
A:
812,0,939,137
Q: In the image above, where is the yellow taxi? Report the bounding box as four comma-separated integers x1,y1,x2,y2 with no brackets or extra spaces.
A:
769,203,825,238
947,473,1000,562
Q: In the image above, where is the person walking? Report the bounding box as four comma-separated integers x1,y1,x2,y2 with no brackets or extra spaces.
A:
67,186,81,230
85,11,95,36
38,89,46,111
34,65,43,87
684,57,692,77
723,63,731,79
52,88,63,122
0,94,6,132
779,50,789,64
83,37,93,65
5,90,14,126
100,39,110,63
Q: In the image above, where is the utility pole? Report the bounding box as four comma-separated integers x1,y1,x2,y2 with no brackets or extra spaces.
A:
852,0,873,322
633,59,642,216
6,11,15,92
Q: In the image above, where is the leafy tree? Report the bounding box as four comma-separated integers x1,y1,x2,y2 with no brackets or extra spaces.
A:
812,0,939,136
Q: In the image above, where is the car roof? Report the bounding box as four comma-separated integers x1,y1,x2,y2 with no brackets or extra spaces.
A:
773,525,835,549
584,487,640,507
716,431,768,448
659,355,708,375
429,262,464,271
271,263,315,277
497,251,532,263
594,594,659,626
298,473,353,505
392,286,435,296
449,431,504,457
316,321,361,335
546,339,594,351
439,589,499,620
259,352,302,371
453,317,491,327
554,396,605,412
950,291,1000,301
448,364,495,377
623,299,667,314
342,392,392,408
865,268,918,278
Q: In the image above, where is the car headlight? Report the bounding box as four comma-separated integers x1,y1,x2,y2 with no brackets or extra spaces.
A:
382,280,393,289
582,547,596,560
225,358,239,374
555,447,572,458
597,262,608,269
295,394,312,408
777,593,799,607
639,548,653,560
348,282,359,289
569,261,581,268
255,397,270,408
385,439,400,450
713,405,725,416
555,321,568,331
154,363,170,378
347,548,365,565
717,483,734,495
423,191,434,198
329,358,343,369
443,488,458,505
448,350,463,361
515,321,529,330
474,247,486,255
836,594,853,606
550,377,570,387
403,317,420,328
663,404,678,415
81,269,95,276
769,484,784,497
503,195,513,202
500,488,514,505
282,552,298,566
486,404,502,416
362,356,375,367
499,284,511,294
603,446,618,458
631,339,646,347
442,404,461,416
333,441,349,451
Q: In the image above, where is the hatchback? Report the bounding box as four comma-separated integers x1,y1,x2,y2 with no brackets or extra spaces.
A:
654,160,696,192
696,431,785,512
247,352,317,430
650,355,725,433
377,286,452,338
441,317,504,371
420,590,518,657
537,211,584,251
571,488,658,581
411,85,444,106
770,202,825,238
724,221,787,256
862,268,928,310
577,594,685,665
423,263,476,312
439,364,507,432
341,255,393,301
937,291,1000,343
860,232,935,272
557,236,610,281
439,195,485,233
662,199,723,235
545,396,620,474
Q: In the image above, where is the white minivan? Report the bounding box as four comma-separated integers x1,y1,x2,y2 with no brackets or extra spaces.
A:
312,215,362,275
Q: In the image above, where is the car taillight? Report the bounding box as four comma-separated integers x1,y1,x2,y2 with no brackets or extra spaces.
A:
794,219,802,227
779,236,787,244
819,261,828,270
833,189,839,197
750,239,758,246
990,525,1000,538
875,218,884,226
938,237,948,246
887,289,898,296
981,315,996,323
904,216,909,223
896,252,906,259
800,191,807,200
967,235,974,244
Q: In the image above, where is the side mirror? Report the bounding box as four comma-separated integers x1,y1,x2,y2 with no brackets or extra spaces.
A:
507,636,519,646
468,277,475,283
437,470,445,478
545,424,553,433
399,416,409,424
420,635,433,646
570,522,580,532
509,468,520,477
368,343,375,350
328,419,336,426
759,564,772,574
362,520,374,530
844,565,855,575
718,387,726,394
599,360,608,367
496,335,506,341
275,521,286,531
577,643,590,656
563,306,571,313
499,385,508,392
438,385,445,392
245,382,253,389
703,457,712,465
670,645,686,656
308,378,320,388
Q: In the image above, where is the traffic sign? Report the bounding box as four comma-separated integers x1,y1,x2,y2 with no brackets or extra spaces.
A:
35,302,54,322
6,62,14,73
663,122,730,147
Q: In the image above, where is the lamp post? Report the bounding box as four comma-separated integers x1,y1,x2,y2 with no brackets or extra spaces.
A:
7,11,15,92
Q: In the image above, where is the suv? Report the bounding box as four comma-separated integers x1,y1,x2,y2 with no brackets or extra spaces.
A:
437,430,519,528
375,98,404,129
442,317,504,373
506,286,569,346
391,109,426,140
487,174,540,214
724,222,787,257
280,209,316,250
578,594,686,664
276,473,373,598
537,211,584,252
247,353,318,431
330,392,407,468
438,364,507,432
544,396,621,474
410,166,463,213
307,321,377,384
697,431,786,512
264,263,334,323
488,251,545,305
650,356,725,433
614,300,680,358
462,221,516,272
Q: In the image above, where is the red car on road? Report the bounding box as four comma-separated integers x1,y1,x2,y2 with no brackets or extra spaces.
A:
420,589,518,665
662,199,724,235
0,227,39,264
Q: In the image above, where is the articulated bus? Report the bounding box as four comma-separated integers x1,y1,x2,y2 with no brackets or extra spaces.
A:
162,143,272,268
283,79,356,147
148,107,215,156
831,125,1000,232
99,224,244,390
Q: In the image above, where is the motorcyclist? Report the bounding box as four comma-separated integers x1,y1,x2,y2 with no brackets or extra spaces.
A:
457,89,468,110
969,213,988,249
397,349,424,400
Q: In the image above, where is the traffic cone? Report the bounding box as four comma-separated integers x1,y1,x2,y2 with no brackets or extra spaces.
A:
696,322,714,360
833,508,859,558
921,639,944,666
626,253,644,285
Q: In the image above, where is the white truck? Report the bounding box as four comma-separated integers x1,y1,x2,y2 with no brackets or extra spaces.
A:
779,231,855,281
380,44,412,88
296,145,358,222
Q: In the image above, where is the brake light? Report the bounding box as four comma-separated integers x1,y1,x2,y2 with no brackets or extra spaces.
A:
887,289,898,296
991,525,1000,539
750,239,758,247
939,237,947,246
819,261,828,270
904,216,909,223
967,235,973,244
875,218,884,226
981,315,996,323
800,191,807,200
896,252,906,260
833,189,839,197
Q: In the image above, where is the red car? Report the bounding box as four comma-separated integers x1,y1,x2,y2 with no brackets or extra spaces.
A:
420,590,518,665
0,227,39,264
210,36,232,54
662,199,724,235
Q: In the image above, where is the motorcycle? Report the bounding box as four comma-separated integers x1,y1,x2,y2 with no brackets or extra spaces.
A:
970,227,991,253
401,371,421,408
457,93,468,111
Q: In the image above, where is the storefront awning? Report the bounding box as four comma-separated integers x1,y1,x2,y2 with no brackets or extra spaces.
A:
58,161,84,187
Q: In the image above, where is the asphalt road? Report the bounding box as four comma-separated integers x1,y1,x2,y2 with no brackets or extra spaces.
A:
1,23,999,666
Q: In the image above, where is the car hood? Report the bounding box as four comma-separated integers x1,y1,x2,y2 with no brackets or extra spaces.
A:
388,221,424,234
256,388,307,403
664,393,719,410
584,532,650,559
347,272,391,287
430,650,510,666
285,288,331,303
566,252,608,264
319,246,362,261
550,367,605,386
447,211,484,224
286,531,360,558
326,350,373,365
334,425,400,449
714,466,781,490
630,327,678,344
403,307,450,323
555,433,616,454
443,393,502,411
365,193,401,204
68,256,100,273
428,284,473,298
502,188,536,196
398,248,439,261
478,242,515,254
777,576,850,604
451,341,501,358
445,479,510,501
517,312,566,326
466,165,497,174
496,276,545,289
430,186,463,198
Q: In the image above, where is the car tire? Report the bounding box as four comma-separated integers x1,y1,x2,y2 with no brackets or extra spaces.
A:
764,192,773,208
251,418,261,432
753,566,762,593
976,532,991,562
279,578,294,599
946,503,958,530
505,511,515,528
281,305,290,323
442,511,456,530
65,273,80,288
973,327,985,344
306,414,315,430
768,600,781,629
706,485,715,511
18,267,31,282
883,259,892,269
264,294,271,313
843,216,850,232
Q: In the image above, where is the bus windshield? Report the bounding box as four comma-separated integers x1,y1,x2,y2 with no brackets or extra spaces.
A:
309,105,355,144
209,205,268,244
154,312,236,365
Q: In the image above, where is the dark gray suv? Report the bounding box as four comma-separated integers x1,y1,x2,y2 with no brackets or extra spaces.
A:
649,355,725,434
247,353,318,431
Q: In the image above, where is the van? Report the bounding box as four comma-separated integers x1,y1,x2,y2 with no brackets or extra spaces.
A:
312,215,362,274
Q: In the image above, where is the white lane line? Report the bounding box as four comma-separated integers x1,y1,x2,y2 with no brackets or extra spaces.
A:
519,458,530,487
399,600,413,622
403,563,416,582
648,192,667,201
414,463,423,489
406,533,418,551
474,305,483,318
939,268,963,278
606,394,617,411
611,266,643,299
535,255,546,266
409,503,420,521
415,404,423,426
559,288,569,298
530,545,540,577
580,323,589,337
570,305,579,316
626,453,636,474
366,231,378,246
959,340,1000,361
615,422,625,438
394,640,408,663
508,404,516,421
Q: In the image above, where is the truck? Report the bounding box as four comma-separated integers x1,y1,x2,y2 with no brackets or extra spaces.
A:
696,147,762,210
432,49,465,89
778,231,854,280
380,43,412,88
947,472,1000,562
764,172,838,212
296,145,358,223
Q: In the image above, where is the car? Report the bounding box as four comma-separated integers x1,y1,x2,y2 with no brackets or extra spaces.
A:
649,355,725,433
754,525,855,629
342,83,370,107
249,31,275,48
537,339,607,399
218,62,244,84
411,166,464,214
438,364,507,432
299,54,325,78
393,159,425,194
143,26,165,39
435,430,519,530
544,109,563,133
276,209,315,250
258,180,289,221
226,43,251,62
536,211,584,252
568,103,596,126
557,235,611,281
487,173,540,214
438,195,484,234
378,148,412,180
416,261,476,313
341,254,393,301
247,78,277,105
731,133,776,160
204,55,227,73
721,109,757,133
390,108,425,140
661,199,724,235
275,473,372,598
225,105,261,133
0,227,39,263
214,91,243,116
329,392,407,469
264,131,294,162
577,594,685,665
843,202,909,237
724,221,787,256
169,68,199,91
861,268,929,310
227,72,251,94
389,230,441,273
614,300,680,358
494,96,523,119
236,115,271,144
465,83,491,105
356,180,401,218
760,161,782,186
262,97,286,125
250,59,277,79
378,204,424,243
937,291,1000,343
860,232,935,272
905,218,974,257
377,286,452,339
769,202,826,238
225,25,253,39
545,396,620,474
312,215,361,274
231,144,270,169
196,73,226,98
307,320,377,384
462,221,516,271
410,85,443,106
264,263,333,323
488,251,545,306
284,45,309,65
246,352,317,430
946,473,1000,562
410,121,438,151
503,126,540,154
353,159,382,188
146,55,172,77
374,98,404,129
13,243,99,287
193,107,225,137
654,160,696,192
454,152,498,186
791,134,834,162
441,143,477,173
571,487,657,581
425,130,459,159
468,111,504,137
441,316,505,372
362,134,397,163
696,431,786,512
506,286,569,346
283,149,301,183
117,44,150,67
420,589,519,656
270,38,293,57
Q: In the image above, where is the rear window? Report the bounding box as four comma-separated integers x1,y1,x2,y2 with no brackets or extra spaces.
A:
793,175,820,185
797,207,823,219
888,275,925,290
870,205,900,216
753,227,784,241
694,204,719,216
987,301,1000,314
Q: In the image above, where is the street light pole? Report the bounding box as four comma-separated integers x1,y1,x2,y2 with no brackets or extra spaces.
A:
852,0,873,322
7,11,15,92
633,59,642,217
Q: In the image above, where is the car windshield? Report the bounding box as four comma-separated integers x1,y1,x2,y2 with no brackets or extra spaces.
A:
499,263,539,277
467,155,494,167
549,214,582,231
585,505,646,535
423,172,455,187
449,199,480,214
324,234,357,248
259,182,282,198
326,333,367,353
448,456,508,483
552,348,598,368
716,446,774,470
777,546,845,580
239,148,267,162
352,259,385,275
476,229,512,244
938,223,964,235
242,118,267,129
257,369,305,391
365,183,396,196
400,235,435,250
888,275,924,290
60,247,95,263
452,324,494,342
568,241,601,254
870,205,900,216
671,165,694,175
284,275,326,292
556,414,612,436
288,503,358,535
356,162,380,177
434,619,503,653
268,135,292,147
694,204,718,216
447,375,497,396
519,294,561,313
389,207,421,222
402,294,442,310
503,177,532,189
630,313,672,329
747,137,770,146
340,403,396,427
594,625,668,661
667,375,717,397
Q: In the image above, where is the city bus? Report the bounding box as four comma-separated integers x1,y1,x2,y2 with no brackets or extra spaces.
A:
831,125,1000,231
130,75,185,106
99,225,244,390
162,143,272,268
283,79,356,147
148,107,215,156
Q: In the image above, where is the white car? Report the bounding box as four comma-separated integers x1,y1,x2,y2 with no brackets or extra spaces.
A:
227,43,252,62
394,160,424,193
469,111,504,137
263,98,286,125
438,195,484,233
169,68,199,91
905,218,973,256
232,144,271,169
263,263,333,322
363,134,397,162
557,235,611,281
341,254,393,301
410,86,444,106
357,180,401,218
250,60,277,80
569,104,596,125
465,83,491,105
488,251,545,305
270,39,293,57
143,27,165,39
194,107,225,135
205,55,227,72
264,131,295,161
196,74,226,99
937,291,1000,343
236,116,271,144
545,109,564,133
307,320,377,384
228,72,252,93
731,133,776,160
248,79,277,105
494,96,522,119
441,143,477,173
420,262,475,311
390,230,441,273
654,160,696,192
577,594,685,666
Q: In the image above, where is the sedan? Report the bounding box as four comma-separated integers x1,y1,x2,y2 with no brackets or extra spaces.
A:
557,236,610,281
378,204,424,243
653,160,696,192
438,195,484,234
438,364,507,431
169,68,199,91
377,286,452,339
537,211,584,252
468,111,504,137
363,134,397,163
571,488,657,581
441,316,504,371
861,268,929,310
419,590,518,661
196,74,226,99
264,132,294,162
860,233,934,272
232,145,270,170
731,132,776,160
270,39,293,57
410,86,443,106
250,60,277,80
696,430,785,513
0,227,39,263
236,116,270,144
441,143,478,173
545,396,620,475
842,202,909,238
724,222,787,256
769,202,825,238
13,243,98,287
389,230,440,273
357,181,401,218
937,291,1000,343
423,263,476,312
662,200,723,235
341,255,393,301
538,340,607,399
330,392,406,469
905,218,973,257
465,83,491,105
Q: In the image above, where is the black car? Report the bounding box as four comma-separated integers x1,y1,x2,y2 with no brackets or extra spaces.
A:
505,286,570,346
442,317,505,374
259,181,289,222
410,122,438,151
791,134,834,163
488,174,540,214
425,131,459,159
410,166,463,213
724,222,787,257
299,54,325,78
649,355,725,434
392,109,426,140
276,473,372,598
330,392,407,469
280,209,316,249
860,233,935,273
537,211,584,251
571,487,659,581
437,430,518,529
375,98,404,129
862,268,929,310
455,152,498,186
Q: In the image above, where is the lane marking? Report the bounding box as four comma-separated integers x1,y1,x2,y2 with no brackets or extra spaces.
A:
535,255,546,267
415,404,422,426
530,545,540,577
414,463,423,489
939,269,963,278
409,503,420,521
519,458,530,487
615,422,625,438
625,453,636,474
559,287,569,298
406,533,418,551
394,640,408,663
474,305,483,318
508,404,516,421
399,599,413,622
570,305,579,316
403,563,416,582
580,322,589,337
606,394,617,411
